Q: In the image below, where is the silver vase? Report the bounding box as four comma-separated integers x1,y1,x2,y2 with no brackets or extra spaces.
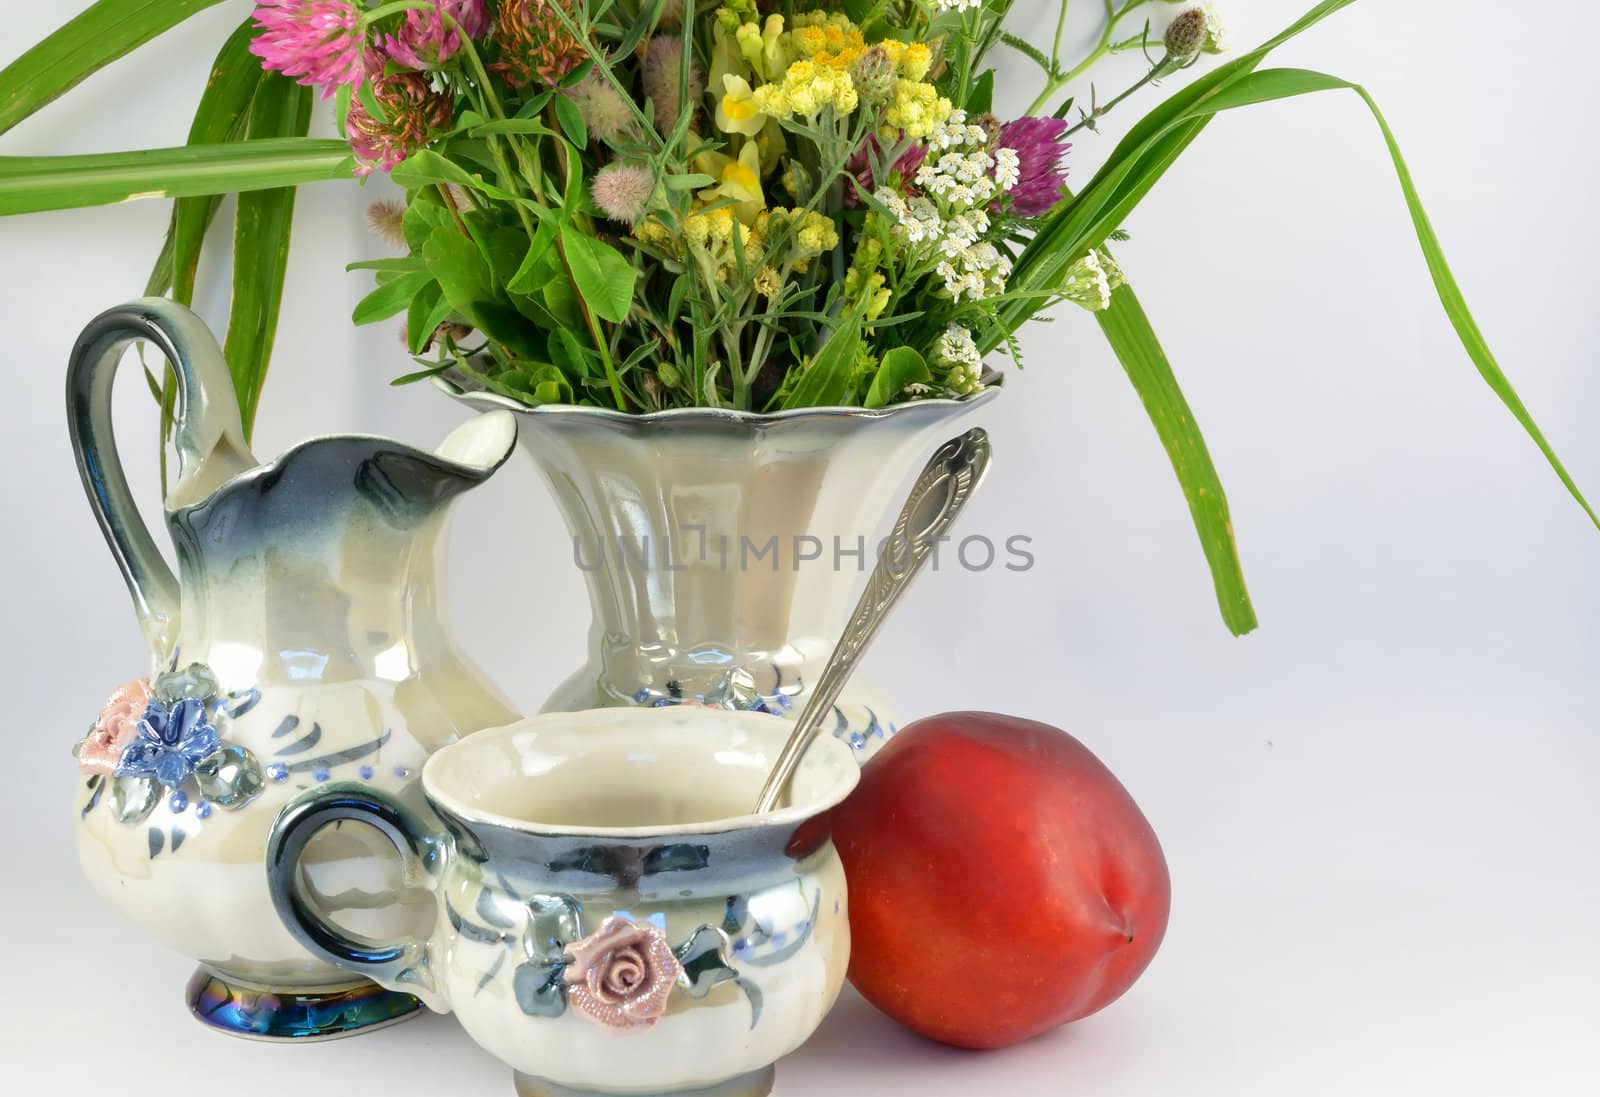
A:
441,380,999,761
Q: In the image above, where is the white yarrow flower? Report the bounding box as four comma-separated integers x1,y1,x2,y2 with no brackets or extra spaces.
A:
1201,3,1230,52
884,117,1015,303
933,323,984,395
1061,252,1113,312
993,147,1020,192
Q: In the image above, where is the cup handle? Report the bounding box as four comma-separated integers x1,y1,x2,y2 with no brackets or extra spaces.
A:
266,783,448,1011
65,298,253,657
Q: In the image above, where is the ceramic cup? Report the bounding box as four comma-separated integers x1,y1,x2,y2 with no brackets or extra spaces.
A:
265,708,857,1097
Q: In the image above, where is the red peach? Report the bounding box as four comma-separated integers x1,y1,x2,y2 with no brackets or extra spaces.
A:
832,711,1171,1049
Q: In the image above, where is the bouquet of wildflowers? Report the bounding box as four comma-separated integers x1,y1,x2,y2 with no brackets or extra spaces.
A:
1,0,1593,636
253,0,1224,413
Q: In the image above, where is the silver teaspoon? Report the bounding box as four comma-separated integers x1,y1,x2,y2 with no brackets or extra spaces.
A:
753,428,993,814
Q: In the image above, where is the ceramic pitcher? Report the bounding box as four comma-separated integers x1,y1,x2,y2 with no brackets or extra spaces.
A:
67,298,520,1041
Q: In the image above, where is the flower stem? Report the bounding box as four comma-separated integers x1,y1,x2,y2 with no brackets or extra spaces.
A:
1025,0,1161,116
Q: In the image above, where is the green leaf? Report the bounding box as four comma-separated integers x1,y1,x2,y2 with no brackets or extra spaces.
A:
222,75,313,439
391,150,552,222
469,118,558,139
663,173,716,191
1098,284,1257,636
391,361,454,386
507,220,558,294
391,149,522,202
406,281,452,354
0,139,355,216
423,225,543,359
549,327,594,379
779,311,864,410
514,90,553,119
354,270,436,325
614,0,668,60
560,225,635,324
0,0,228,136
966,70,995,115
346,257,428,274
553,94,588,150
864,346,930,409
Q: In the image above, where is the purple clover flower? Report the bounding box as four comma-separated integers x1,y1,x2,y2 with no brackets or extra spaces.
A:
997,117,1071,217
249,0,369,99
381,1,489,70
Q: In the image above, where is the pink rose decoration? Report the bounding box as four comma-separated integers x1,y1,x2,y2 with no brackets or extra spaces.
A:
79,678,154,776
563,916,683,1032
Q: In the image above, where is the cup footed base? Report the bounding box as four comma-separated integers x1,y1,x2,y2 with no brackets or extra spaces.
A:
512,1067,776,1097
185,967,423,1042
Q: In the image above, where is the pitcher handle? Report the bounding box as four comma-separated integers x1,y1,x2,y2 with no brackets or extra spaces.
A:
267,784,449,1011
65,298,251,657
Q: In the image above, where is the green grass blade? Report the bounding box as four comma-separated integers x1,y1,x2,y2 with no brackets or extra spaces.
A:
165,18,267,305
0,138,354,215
0,0,228,136
1205,68,1600,529
143,18,267,491
222,75,313,440
1098,283,1258,636
1003,3,1598,552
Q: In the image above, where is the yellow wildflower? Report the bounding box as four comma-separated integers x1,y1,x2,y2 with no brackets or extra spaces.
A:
885,79,952,139
756,63,859,120
793,210,839,255
901,43,932,82
790,11,856,33
848,270,891,320
633,217,677,252
685,204,764,278
790,21,867,70
753,265,783,298
716,74,767,136
736,13,786,79
699,140,767,225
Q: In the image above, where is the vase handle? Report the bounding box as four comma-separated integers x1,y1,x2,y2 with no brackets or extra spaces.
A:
266,783,450,1013
65,298,254,658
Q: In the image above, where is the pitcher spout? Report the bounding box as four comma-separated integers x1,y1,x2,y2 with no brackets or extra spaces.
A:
347,410,519,526
432,409,520,487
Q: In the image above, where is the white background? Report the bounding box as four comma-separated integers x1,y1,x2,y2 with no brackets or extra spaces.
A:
2,1,1596,1094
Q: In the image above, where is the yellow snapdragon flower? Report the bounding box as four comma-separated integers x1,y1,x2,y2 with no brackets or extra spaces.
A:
735,13,787,80
716,74,768,136
698,140,766,226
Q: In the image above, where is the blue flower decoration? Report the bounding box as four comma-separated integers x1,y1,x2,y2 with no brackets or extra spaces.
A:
116,698,221,789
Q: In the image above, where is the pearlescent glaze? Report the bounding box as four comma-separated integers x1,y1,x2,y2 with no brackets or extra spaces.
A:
68,299,520,1039
268,708,856,1096
438,376,999,763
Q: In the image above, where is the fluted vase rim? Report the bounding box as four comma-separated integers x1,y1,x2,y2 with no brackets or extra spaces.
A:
432,374,1003,432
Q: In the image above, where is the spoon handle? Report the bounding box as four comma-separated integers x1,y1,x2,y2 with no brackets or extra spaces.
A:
754,428,993,814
